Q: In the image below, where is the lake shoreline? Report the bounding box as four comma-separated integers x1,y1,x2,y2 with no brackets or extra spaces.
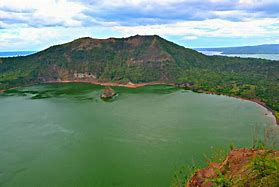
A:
45,80,279,125
1,80,278,125
44,80,176,88
202,91,278,126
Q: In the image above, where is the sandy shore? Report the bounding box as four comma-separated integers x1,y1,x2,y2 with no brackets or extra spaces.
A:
44,80,175,88
202,91,278,125
0,86,18,93
45,80,278,125
227,96,277,126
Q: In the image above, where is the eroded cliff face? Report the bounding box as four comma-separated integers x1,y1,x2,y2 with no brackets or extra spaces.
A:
29,35,185,83
73,72,96,79
186,148,279,187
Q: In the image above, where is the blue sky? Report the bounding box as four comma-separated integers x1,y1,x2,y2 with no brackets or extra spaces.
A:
0,0,279,51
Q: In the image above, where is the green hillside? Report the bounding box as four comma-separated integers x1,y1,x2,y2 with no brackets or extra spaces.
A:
0,35,278,117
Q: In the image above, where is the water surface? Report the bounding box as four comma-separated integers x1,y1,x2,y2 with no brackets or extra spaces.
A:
0,83,276,187
0,51,36,57
199,51,279,61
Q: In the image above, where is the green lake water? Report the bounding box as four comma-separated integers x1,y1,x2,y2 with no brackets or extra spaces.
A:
0,83,277,187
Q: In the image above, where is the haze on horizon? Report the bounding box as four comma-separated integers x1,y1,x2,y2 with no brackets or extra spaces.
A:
0,0,279,51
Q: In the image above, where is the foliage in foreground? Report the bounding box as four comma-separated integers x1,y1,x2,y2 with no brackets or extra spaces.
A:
172,127,279,187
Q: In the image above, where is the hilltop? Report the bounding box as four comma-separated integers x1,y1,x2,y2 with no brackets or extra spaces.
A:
0,35,278,121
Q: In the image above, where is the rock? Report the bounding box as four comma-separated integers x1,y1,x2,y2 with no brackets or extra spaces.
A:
175,82,194,89
100,87,116,99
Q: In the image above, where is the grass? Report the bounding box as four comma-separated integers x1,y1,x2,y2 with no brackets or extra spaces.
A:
275,111,279,122
209,169,232,187
234,151,279,187
205,148,279,187
170,147,230,187
172,126,279,187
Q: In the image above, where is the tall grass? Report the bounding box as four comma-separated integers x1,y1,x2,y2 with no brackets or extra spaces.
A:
171,126,279,187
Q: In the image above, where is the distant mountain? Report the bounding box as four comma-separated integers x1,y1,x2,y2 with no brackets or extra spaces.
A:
197,44,279,54
0,51,36,57
0,35,278,117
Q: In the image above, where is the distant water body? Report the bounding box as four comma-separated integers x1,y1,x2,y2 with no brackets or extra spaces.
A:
0,51,36,57
2,51,278,61
199,51,279,61
0,83,277,187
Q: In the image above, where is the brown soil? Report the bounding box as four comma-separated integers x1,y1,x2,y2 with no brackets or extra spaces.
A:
186,148,279,187
101,87,117,99
44,80,175,88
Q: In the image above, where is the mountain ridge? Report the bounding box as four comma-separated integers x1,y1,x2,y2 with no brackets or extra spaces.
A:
0,35,278,121
197,44,279,54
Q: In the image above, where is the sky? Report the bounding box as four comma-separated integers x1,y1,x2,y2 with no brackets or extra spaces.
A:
0,0,279,51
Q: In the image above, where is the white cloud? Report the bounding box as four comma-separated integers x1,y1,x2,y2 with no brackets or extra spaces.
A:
93,0,187,7
0,0,279,50
183,36,198,40
114,18,279,38
239,0,255,4
0,27,96,50
0,0,86,27
1,16,279,50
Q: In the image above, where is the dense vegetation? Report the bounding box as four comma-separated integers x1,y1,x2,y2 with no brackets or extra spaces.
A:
0,35,278,118
173,128,279,187
182,148,279,187
197,44,279,54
